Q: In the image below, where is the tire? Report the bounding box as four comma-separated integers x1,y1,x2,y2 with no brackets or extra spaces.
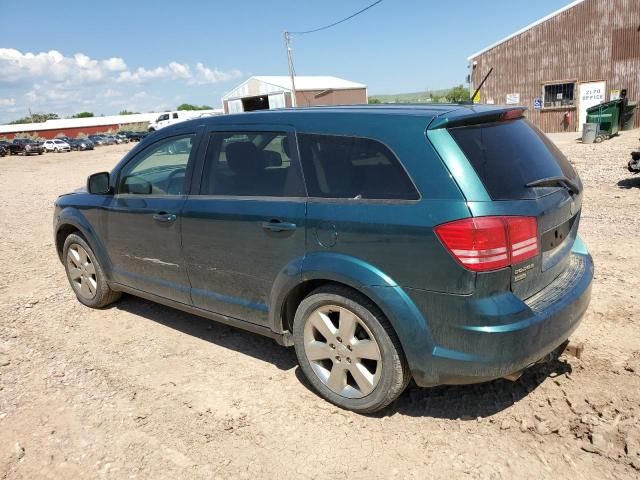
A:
293,285,410,413
62,233,121,308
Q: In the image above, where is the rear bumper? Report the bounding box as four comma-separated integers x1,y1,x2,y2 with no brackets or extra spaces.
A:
406,245,593,387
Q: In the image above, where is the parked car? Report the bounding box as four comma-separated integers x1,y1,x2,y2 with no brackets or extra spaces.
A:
54,105,594,413
0,140,11,156
56,136,73,145
43,139,71,153
125,131,148,142
88,135,106,146
69,138,95,151
101,135,117,145
10,138,44,155
106,135,123,144
115,134,130,144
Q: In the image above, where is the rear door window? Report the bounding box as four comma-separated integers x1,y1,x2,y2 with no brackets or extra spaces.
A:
448,119,577,200
199,132,305,197
297,133,419,200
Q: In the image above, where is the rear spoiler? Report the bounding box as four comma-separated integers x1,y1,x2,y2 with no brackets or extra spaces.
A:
428,106,527,130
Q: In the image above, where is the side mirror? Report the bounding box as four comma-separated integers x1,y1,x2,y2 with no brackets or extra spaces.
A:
87,172,111,194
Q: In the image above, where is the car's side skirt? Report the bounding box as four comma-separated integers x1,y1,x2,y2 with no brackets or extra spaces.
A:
109,282,292,346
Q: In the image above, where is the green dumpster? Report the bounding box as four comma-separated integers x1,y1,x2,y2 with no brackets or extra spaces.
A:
586,99,623,138
622,101,637,131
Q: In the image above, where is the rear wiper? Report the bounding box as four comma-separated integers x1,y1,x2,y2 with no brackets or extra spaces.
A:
525,176,580,195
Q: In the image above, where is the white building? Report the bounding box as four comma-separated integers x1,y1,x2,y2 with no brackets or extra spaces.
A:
222,76,368,113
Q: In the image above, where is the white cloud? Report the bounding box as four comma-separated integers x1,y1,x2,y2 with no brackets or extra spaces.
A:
189,64,242,85
117,66,171,83
168,62,191,79
0,48,105,84
104,89,122,98
0,48,240,88
102,57,127,72
116,61,240,85
24,84,70,104
0,48,238,122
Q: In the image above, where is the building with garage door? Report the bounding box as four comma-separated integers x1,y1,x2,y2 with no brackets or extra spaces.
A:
468,0,640,133
222,76,367,114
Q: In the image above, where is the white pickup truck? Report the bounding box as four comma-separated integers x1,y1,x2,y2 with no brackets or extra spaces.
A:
148,109,223,131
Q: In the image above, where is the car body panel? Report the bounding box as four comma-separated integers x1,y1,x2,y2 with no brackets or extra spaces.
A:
406,243,593,386
54,198,114,276
104,195,191,303
181,123,306,325
182,197,306,324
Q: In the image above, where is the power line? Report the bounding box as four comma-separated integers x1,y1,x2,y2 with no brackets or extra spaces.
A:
284,0,383,107
288,0,383,36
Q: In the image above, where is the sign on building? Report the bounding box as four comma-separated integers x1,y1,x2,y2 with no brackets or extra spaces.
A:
533,98,543,109
506,93,520,105
578,81,606,130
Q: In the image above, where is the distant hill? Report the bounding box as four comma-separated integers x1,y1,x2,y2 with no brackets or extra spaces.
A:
369,87,460,104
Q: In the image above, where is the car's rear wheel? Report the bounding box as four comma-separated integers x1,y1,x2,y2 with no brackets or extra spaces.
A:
293,285,410,413
63,233,121,308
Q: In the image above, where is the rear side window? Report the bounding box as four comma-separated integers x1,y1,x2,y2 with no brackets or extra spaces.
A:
200,132,305,197
448,119,577,200
297,134,419,200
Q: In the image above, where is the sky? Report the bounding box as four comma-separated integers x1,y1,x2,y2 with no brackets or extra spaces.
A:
0,0,572,123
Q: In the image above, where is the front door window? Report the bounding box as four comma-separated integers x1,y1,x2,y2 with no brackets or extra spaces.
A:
118,135,194,196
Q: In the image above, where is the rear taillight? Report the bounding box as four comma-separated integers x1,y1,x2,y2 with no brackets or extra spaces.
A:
435,216,539,272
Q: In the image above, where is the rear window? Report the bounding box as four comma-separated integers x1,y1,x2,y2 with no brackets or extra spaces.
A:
448,119,577,200
297,133,419,200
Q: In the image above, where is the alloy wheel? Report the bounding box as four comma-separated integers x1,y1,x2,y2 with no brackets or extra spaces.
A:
67,244,97,299
303,305,382,399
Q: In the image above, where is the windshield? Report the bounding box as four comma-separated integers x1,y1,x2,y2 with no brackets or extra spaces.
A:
448,119,578,200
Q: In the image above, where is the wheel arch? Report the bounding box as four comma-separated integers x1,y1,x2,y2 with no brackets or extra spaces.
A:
55,209,113,280
269,253,436,380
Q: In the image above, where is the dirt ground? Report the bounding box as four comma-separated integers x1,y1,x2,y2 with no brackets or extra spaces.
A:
1,132,639,480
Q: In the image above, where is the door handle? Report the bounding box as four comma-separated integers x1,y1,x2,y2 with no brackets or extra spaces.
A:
262,220,297,232
153,212,177,223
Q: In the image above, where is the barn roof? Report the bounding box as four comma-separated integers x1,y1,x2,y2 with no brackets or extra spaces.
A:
467,0,586,61
253,76,366,91
222,76,367,100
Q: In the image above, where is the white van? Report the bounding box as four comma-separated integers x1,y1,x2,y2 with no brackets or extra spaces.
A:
148,109,223,131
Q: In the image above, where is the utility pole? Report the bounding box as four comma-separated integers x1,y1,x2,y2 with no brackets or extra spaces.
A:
284,31,297,107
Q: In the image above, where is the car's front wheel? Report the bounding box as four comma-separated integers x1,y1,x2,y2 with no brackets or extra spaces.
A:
63,233,121,308
293,285,410,413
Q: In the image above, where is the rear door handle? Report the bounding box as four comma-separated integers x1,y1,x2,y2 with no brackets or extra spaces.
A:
153,212,177,223
262,220,297,232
